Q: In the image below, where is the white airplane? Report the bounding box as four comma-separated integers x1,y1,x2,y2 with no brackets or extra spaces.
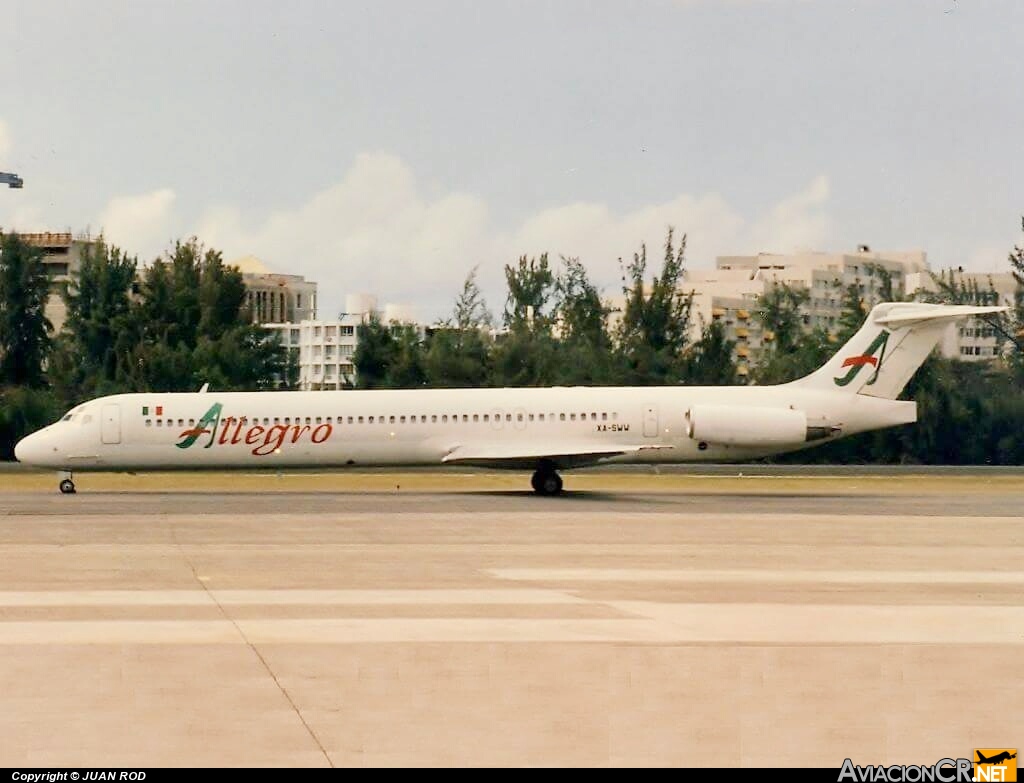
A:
14,302,1005,495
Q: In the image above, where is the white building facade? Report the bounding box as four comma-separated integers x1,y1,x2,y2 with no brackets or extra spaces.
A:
265,294,422,390
681,248,930,376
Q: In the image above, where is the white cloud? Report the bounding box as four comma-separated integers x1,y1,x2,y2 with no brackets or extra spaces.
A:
749,174,831,253
39,153,830,321
98,188,177,259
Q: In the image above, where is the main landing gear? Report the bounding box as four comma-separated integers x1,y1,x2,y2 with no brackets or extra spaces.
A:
58,472,76,494
530,463,563,496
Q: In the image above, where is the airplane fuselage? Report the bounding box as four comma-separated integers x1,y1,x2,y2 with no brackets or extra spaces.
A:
15,385,915,472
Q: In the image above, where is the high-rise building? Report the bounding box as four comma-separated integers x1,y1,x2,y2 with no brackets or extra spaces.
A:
264,294,422,390
17,231,100,333
906,269,1016,361
233,256,317,324
679,248,930,376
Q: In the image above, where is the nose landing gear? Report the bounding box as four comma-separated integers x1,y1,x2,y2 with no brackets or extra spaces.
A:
58,473,76,494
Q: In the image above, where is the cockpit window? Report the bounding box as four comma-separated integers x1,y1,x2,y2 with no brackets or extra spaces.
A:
62,414,73,421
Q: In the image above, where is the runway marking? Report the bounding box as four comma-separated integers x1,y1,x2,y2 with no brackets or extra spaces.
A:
0,605,1022,644
488,568,1024,585
611,602,1024,645
0,589,585,607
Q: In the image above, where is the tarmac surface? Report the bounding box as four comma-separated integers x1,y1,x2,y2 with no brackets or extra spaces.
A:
1,472,1022,766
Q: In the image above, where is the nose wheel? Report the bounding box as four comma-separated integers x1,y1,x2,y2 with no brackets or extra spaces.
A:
59,476,76,494
530,468,563,496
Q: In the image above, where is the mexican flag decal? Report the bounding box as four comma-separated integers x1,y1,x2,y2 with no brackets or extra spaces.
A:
142,405,164,416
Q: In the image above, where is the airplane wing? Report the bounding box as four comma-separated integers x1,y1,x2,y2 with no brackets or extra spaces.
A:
440,441,673,470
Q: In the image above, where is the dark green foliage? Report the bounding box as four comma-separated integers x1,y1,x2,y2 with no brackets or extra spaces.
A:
423,268,493,388
504,254,555,330
752,284,832,384
0,232,52,387
615,228,693,385
684,320,739,386
353,313,397,389
49,239,137,396
0,386,61,460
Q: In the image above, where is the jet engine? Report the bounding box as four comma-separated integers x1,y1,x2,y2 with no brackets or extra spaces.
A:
686,404,809,446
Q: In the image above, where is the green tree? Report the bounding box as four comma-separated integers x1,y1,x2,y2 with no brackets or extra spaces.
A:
685,319,738,385
552,256,614,385
0,232,52,387
387,323,427,388
0,386,61,461
751,283,832,384
615,227,693,385
50,239,137,398
503,253,555,330
491,254,560,386
424,268,493,388
119,239,286,392
353,313,396,389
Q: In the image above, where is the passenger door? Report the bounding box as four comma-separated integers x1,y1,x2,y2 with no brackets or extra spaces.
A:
642,404,659,438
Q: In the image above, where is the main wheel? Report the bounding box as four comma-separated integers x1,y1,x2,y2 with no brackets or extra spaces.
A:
531,470,563,496
59,479,76,495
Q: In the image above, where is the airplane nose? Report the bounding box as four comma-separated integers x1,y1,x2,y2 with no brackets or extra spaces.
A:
14,431,46,465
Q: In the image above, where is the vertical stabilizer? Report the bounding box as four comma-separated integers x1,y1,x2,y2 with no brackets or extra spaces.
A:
790,302,1006,400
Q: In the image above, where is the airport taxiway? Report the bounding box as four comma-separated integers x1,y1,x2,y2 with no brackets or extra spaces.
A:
0,474,1022,766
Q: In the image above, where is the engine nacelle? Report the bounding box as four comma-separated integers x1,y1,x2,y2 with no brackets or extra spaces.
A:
686,404,808,447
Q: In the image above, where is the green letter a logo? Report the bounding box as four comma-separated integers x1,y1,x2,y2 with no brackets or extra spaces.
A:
175,403,223,449
834,331,889,387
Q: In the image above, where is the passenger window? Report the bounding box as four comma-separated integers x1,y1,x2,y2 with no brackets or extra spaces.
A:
539,414,545,422
274,417,280,424
285,417,291,424
570,413,576,421
315,417,322,424
157,420,163,427
517,413,523,422
528,414,534,421
559,413,565,421
505,413,512,422
473,414,479,422
431,415,438,423
62,415,72,422
368,416,375,423
400,416,406,424
462,415,468,422
145,420,152,427
591,413,597,421
602,413,607,421
483,414,489,422
305,417,311,425
442,415,448,423
612,412,618,421
389,416,395,424
421,415,427,423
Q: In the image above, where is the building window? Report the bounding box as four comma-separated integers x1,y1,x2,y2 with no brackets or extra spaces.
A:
341,326,354,336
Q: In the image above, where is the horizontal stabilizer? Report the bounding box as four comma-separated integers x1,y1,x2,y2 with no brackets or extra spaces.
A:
874,303,1006,327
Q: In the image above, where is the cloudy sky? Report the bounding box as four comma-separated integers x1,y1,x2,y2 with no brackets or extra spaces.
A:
2,0,1022,321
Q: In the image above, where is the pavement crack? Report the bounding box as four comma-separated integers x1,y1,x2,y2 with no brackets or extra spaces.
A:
167,519,334,768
